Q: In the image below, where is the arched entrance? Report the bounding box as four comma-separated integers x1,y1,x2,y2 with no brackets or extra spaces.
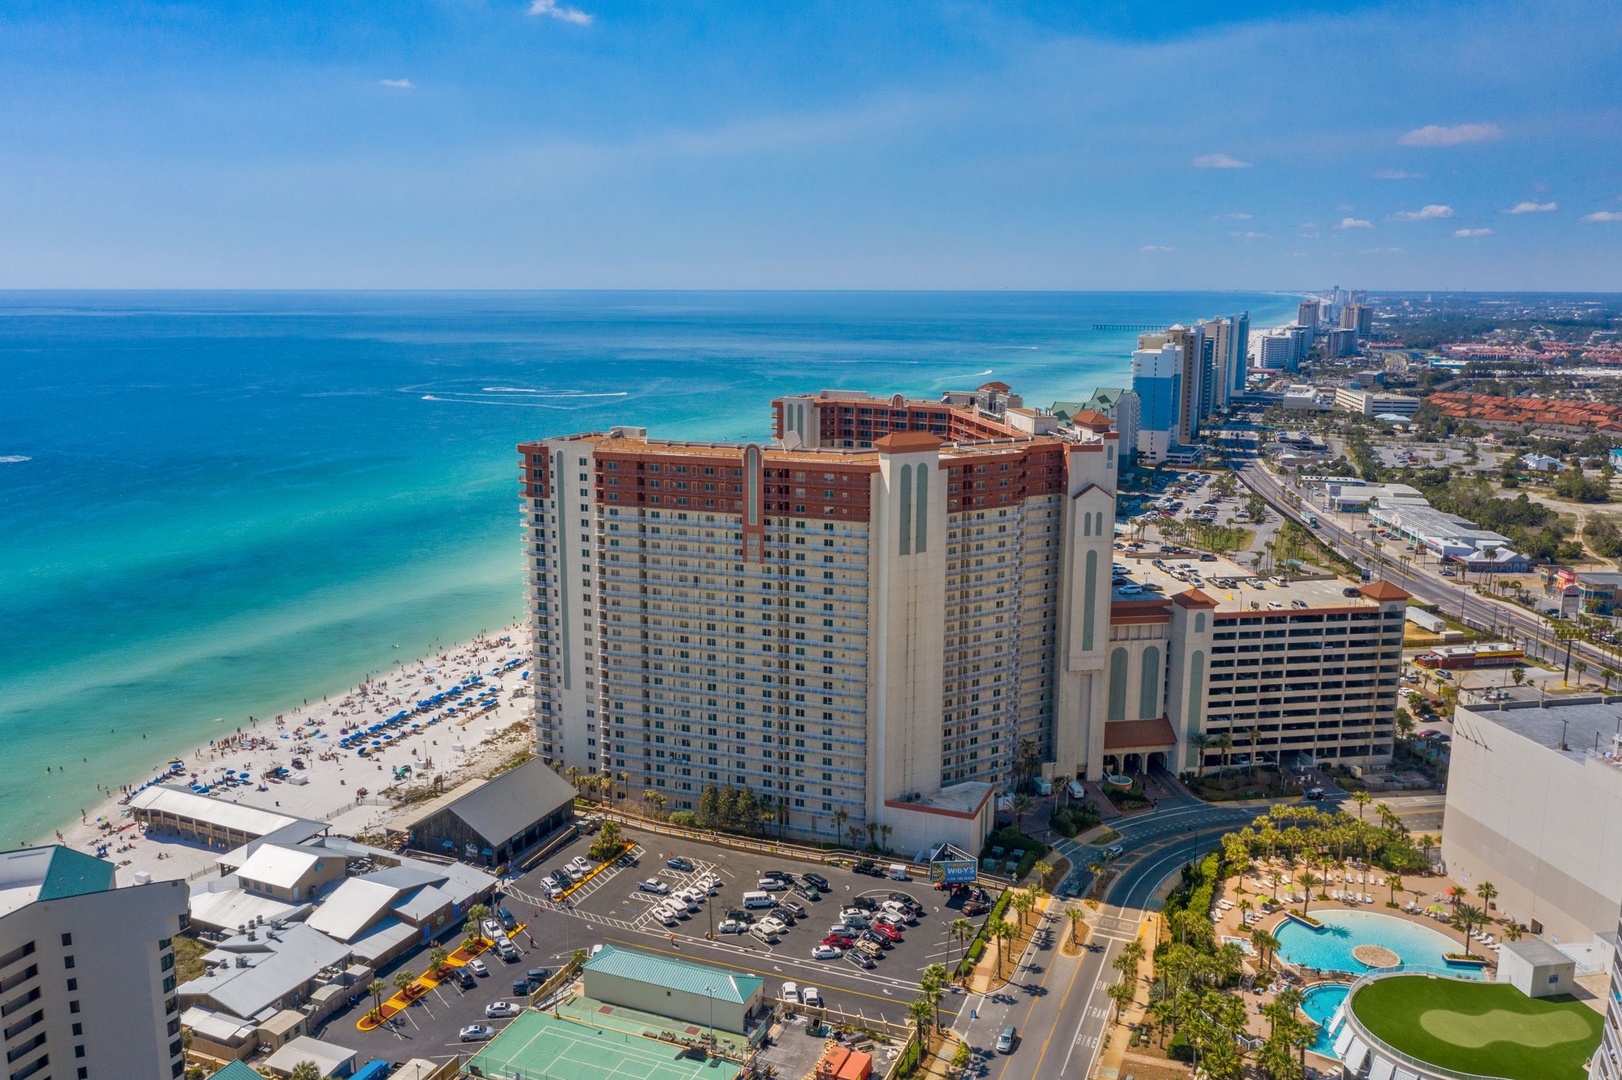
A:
1124,752,1144,775
1148,751,1168,772
1102,755,1120,777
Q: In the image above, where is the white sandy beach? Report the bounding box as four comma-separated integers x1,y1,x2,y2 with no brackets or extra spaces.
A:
56,624,540,887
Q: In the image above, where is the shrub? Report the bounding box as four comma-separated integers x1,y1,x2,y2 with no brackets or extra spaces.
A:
668,810,699,827
1049,802,1101,838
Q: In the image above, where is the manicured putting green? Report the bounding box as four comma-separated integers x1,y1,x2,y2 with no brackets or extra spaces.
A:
1351,975,1603,1080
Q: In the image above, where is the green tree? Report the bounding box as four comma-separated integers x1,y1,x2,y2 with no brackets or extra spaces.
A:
988,918,1018,976
392,969,416,998
1065,907,1086,947
1451,904,1487,957
368,979,387,1019
1475,880,1498,912
289,1063,322,1080
1351,790,1371,819
950,918,975,967
427,945,449,977
589,818,623,860
1106,979,1135,1023
1297,871,1321,916
1010,793,1035,830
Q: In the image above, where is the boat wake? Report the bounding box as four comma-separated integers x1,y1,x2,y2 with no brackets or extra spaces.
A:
0,455,31,464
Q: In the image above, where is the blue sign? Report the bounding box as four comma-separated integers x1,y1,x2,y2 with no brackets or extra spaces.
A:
930,859,978,885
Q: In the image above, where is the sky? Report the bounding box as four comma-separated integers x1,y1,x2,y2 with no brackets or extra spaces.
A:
1,0,1618,290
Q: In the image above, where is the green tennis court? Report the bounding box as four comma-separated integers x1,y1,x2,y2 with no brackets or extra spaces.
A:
466,1009,738,1080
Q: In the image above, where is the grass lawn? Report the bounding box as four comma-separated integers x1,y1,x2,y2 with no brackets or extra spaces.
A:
1350,976,1603,1080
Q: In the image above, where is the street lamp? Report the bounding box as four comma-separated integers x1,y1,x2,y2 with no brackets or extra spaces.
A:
704,984,716,1043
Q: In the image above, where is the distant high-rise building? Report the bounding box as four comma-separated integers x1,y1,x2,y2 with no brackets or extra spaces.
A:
1342,303,1373,340
1076,388,1138,464
1257,331,1296,370
1131,339,1182,463
0,846,188,1080
1200,313,1249,412
1297,299,1322,329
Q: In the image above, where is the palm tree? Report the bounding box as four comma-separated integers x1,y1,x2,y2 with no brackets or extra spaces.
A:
1106,980,1135,1024
1033,860,1054,890
1011,889,1036,930
566,764,583,795
864,821,879,850
989,918,1018,976
846,824,863,849
1065,907,1086,947
1010,793,1035,831
1298,872,1321,916
289,1063,322,1080
1385,874,1402,906
392,969,417,1000
1189,733,1212,780
1574,658,1589,687
1451,904,1487,957
1511,665,1526,687
427,945,449,978
1121,938,1146,970
1601,666,1617,692
1503,922,1525,942
368,979,387,1019
1249,928,1280,973
879,824,893,852
1475,881,1498,914
830,808,848,847
950,918,976,966
1351,790,1371,820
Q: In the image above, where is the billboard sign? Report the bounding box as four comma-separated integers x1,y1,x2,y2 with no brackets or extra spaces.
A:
929,859,978,885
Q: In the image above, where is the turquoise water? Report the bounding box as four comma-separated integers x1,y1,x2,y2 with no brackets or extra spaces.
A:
1274,909,1483,979
0,290,1298,844
1300,983,1348,1057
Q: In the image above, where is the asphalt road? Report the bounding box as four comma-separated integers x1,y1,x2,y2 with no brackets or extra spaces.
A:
1236,457,1611,674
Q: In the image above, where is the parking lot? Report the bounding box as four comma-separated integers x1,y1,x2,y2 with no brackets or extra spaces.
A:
318,825,993,1064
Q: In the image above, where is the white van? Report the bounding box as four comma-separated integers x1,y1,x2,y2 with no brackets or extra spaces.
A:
742,891,776,909
1066,779,1086,800
885,864,909,881
1034,778,1053,796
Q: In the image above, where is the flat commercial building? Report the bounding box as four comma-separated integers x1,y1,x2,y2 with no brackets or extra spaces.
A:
0,845,189,1080
1442,700,1622,947
520,385,1121,852
582,944,764,1034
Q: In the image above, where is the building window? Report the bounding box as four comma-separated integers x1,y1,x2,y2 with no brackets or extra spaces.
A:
1139,645,1161,719
899,464,912,555
1082,550,1098,651
1107,649,1128,721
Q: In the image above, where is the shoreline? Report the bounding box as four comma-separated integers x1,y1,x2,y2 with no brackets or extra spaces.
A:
52,623,540,887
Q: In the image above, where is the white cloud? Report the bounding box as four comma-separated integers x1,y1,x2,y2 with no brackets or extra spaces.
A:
1228,230,1267,241
1140,245,1176,252
1582,211,1622,223
378,78,414,90
1390,204,1454,221
1398,123,1502,146
1337,217,1373,230
1214,212,1252,220
528,0,592,24
1373,169,1425,179
1504,200,1557,214
1193,153,1251,169
1454,228,1493,237
1360,247,1404,254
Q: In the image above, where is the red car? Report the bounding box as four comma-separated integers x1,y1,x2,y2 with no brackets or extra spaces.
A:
822,934,854,948
870,924,902,942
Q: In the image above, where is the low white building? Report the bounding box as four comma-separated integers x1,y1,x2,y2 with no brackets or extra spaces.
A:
1521,452,1563,472
1496,938,1576,999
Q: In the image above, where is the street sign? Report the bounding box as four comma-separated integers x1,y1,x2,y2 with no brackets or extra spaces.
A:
929,859,978,885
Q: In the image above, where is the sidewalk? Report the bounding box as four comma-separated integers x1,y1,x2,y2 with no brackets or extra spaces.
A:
962,894,1054,994
1091,912,1160,1080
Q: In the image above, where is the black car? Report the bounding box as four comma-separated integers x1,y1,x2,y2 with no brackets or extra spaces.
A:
498,907,517,930
726,909,754,924
455,967,477,989
762,869,792,881
853,859,882,877
887,892,920,911
803,872,832,892
791,882,821,902
527,967,551,986
861,929,894,950
850,896,878,911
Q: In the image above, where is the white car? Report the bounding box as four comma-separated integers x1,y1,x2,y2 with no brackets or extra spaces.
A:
802,986,822,1008
568,856,593,874
652,908,678,927
460,1024,495,1041
811,945,843,960
758,917,788,935
638,879,670,894
468,958,489,976
661,903,689,921
485,1001,521,1018
483,919,505,939
718,919,745,934
781,981,800,1005
839,907,866,921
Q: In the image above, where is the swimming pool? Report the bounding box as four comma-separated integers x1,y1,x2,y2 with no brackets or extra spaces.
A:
1299,983,1348,1057
1273,909,1482,978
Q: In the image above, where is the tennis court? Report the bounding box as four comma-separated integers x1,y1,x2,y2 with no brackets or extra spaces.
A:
466,1009,738,1080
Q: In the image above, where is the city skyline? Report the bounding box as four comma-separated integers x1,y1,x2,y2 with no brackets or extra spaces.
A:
1,0,1617,290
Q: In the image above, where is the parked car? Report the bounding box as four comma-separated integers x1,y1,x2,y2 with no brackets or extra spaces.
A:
717,919,745,934
527,968,551,986
780,981,800,1005
847,951,876,970
781,900,807,919
497,907,517,930
804,872,832,892
666,856,695,871
849,896,878,911
460,1024,496,1042
759,878,788,892
455,967,477,989
860,930,893,950
853,859,882,877
802,987,822,1008
811,945,843,960
638,878,670,894
762,869,792,881
468,958,489,977
823,933,854,948
486,1001,521,1018
995,1026,1017,1054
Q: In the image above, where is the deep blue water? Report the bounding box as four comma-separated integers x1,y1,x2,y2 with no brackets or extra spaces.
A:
0,290,1296,843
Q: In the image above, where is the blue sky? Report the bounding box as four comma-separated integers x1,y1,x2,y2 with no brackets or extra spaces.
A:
1,0,1618,289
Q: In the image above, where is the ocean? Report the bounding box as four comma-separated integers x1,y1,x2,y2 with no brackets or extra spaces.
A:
0,290,1297,843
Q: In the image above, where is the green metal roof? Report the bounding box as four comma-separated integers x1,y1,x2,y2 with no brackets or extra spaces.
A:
208,1061,265,1080
583,944,763,1005
37,847,116,901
